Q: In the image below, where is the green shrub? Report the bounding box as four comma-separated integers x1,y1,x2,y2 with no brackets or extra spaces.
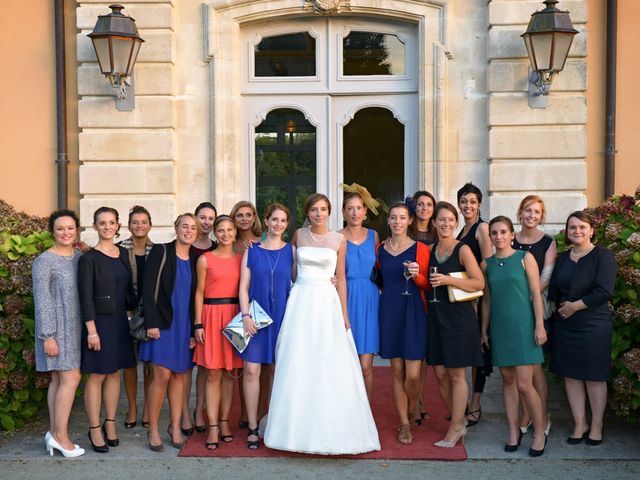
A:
558,187,640,422
0,200,52,431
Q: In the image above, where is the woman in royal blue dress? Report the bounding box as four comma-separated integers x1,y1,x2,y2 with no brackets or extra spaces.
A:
340,190,380,402
378,202,430,445
238,203,295,449
139,213,199,452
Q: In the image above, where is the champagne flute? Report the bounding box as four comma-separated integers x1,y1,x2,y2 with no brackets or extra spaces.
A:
401,261,413,296
430,266,440,303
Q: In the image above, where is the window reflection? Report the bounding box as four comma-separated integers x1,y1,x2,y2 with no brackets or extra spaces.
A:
255,32,316,77
343,31,405,76
255,108,316,237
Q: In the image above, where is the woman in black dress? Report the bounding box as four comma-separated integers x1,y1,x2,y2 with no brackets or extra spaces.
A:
513,195,556,436
428,202,484,448
549,211,616,446
79,207,137,453
456,183,493,426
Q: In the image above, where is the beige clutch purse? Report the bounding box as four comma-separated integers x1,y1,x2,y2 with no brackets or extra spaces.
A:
447,271,484,303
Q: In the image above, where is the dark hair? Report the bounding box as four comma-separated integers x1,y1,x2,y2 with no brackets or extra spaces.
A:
93,206,121,238
264,203,290,222
304,193,332,216
342,192,365,210
489,215,515,233
195,202,217,217
564,210,596,245
411,190,436,239
128,205,152,226
48,209,79,233
387,201,413,217
434,201,459,222
456,182,483,203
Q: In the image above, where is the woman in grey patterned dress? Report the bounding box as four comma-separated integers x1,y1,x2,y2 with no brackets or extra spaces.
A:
33,209,85,457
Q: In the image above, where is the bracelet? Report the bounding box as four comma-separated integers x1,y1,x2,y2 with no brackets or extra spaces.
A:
241,313,252,318
194,323,204,330
88,334,98,339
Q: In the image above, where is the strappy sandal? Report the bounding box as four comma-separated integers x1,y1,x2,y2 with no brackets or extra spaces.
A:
466,407,482,427
397,423,413,445
247,426,260,450
205,424,219,450
219,419,234,443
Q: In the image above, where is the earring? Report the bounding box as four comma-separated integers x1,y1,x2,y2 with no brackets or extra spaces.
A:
363,215,368,221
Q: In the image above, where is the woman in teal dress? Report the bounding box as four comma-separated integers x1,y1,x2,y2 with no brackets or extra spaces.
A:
480,216,548,457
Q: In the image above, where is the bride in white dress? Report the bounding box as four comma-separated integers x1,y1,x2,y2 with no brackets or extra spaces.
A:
264,193,380,455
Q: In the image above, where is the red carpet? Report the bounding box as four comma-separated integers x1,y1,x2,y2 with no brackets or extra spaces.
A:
179,366,467,460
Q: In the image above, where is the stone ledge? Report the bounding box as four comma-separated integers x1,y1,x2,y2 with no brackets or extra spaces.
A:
489,1,587,26
79,97,174,128
81,226,177,246
77,30,173,63
490,160,587,191
79,196,176,227
79,163,175,194
78,64,174,96
79,130,174,161
488,25,586,59
490,126,586,159
489,95,586,125
77,4,172,30
489,60,586,92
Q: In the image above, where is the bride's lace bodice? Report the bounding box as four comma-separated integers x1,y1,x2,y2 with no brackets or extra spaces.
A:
295,228,343,282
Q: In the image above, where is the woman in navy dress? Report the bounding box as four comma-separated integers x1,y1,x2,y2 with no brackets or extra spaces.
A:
139,213,199,451
456,183,493,426
549,211,616,446
340,191,380,402
239,203,295,449
79,207,136,453
378,202,430,445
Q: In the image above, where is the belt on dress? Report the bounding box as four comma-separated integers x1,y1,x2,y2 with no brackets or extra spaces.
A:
203,297,239,305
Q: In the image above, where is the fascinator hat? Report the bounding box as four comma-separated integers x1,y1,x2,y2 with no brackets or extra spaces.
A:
340,182,388,216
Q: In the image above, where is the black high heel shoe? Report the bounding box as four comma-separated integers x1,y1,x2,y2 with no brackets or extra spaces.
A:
529,434,548,457
206,425,219,450
566,429,589,445
102,418,119,447
586,426,604,446
193,410,206,434
247,426,260,450
88,425,109,453
504,430,524,452
124,411,137,429
219,419,234,442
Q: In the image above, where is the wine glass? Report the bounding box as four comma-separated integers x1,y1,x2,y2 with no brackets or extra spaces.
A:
401,261,412,296
429,266,440,303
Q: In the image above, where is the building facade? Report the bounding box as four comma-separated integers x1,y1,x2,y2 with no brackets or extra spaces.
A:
1,0,638,242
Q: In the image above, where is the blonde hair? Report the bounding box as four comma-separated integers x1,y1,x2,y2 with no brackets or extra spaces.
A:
230,201,262,237
517,195,546,225
174,213,202,236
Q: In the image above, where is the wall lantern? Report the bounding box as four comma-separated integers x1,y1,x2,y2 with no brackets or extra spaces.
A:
521,0,578,108
88,4,144,111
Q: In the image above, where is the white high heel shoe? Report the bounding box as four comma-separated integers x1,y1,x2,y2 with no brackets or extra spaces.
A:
46,435,85,458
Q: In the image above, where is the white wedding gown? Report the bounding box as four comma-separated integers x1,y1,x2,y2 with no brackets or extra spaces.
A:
264,229,380,455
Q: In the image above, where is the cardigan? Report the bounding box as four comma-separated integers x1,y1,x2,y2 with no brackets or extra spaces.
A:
77,246,137,322
548,245,616,309
141,241,198,334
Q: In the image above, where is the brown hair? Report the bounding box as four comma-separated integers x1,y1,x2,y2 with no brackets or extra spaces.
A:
174,213,201,237
342,192,365,210
48,209,79,233
304,193,332,216
230,201,262,237
128,205,152,226
564,210,596,245
489,215,515,233
264,203,290,222
517,195,546,225
93,206,121,238
433,201,459,222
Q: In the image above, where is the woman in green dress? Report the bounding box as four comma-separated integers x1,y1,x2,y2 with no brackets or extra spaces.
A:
480,216,547,457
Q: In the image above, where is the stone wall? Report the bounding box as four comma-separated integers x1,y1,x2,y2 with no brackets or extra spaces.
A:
487,0,588,231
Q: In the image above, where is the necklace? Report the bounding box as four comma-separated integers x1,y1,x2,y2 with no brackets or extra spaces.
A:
52,246,74,260
264,246,284,307
308,229,329,245
388,238,411,253
434,243,454,264
570,244,594,260
495,251,516,267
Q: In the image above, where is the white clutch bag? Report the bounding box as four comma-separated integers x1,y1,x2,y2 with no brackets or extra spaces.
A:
222,299,273,353
446,271,484,303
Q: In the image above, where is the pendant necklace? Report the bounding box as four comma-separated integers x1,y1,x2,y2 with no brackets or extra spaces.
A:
309,229,329,245
264,246,283,307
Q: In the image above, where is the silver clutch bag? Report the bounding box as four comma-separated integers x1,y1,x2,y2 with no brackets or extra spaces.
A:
222,299,274,353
